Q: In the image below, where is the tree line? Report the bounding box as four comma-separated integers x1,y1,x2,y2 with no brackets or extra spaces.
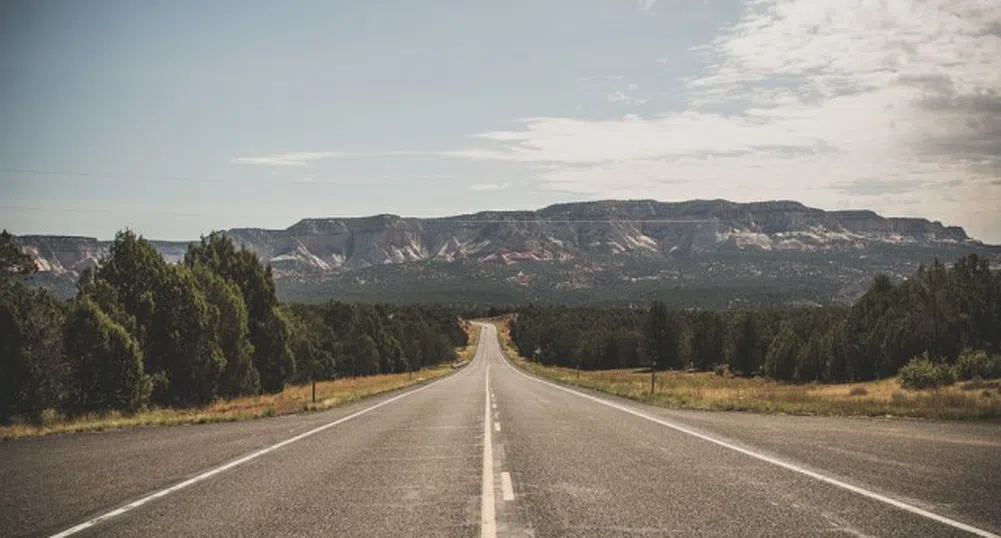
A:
0,230,467,422
509,254,1001,383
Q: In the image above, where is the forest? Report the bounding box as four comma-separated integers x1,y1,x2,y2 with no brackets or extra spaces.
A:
509,253,1001,385
5,225,1000,424
0,230,467,422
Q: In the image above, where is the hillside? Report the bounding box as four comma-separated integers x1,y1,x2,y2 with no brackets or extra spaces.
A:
14,200,1000,307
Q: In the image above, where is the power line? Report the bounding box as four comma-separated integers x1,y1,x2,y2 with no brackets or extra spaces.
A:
2,204,720,225
0,204,214,218
0,167,426,186
0,167,236,185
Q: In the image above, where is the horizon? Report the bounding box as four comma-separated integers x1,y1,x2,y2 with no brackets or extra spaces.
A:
3,1,999,242
9,197,989,244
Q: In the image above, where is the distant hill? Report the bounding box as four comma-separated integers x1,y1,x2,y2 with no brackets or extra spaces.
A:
15,199,1001,308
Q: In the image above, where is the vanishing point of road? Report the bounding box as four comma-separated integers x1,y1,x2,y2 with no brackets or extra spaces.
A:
2,324,1000,537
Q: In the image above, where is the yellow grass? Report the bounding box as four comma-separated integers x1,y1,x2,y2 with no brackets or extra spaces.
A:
492,321,1001,420
456,320,482,363
1,323,482,440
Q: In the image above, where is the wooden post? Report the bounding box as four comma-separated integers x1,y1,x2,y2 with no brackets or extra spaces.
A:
311,379,316,404
650,365,655,395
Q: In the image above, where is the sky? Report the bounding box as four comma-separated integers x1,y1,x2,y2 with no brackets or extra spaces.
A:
2,0,999,242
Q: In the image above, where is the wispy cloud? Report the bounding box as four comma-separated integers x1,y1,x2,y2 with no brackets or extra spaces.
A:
440,0,1001,240
468,182,512,192
578,75,625,82
232,150,432,167
637,0,657,12
607,91,630,104
232,152,342,167
606,90,648,106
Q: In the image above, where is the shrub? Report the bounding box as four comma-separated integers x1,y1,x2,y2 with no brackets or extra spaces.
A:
713,364,733,377
848,386,868,396
900,353,955,390
955,349,1001,381
963,379,1001,391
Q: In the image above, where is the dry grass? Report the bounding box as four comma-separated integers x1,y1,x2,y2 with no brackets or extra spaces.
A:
1,323,482,441
492,322,1001,420
0,366,455,440
456,320,483,363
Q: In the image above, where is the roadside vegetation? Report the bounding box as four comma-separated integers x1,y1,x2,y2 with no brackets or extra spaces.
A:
497,322,1001,420
514,360,1001,420
498,252,1001,420
1,230,471,439
455,320,482,364
1,364,456,440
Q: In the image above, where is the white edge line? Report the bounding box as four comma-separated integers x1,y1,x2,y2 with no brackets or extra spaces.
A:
498,347,999,538
49,365,468,538
500,472,515,501
481,366,497,538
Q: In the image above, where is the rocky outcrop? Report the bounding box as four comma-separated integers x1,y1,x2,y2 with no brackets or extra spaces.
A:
13,236,189,280
14,200,986,282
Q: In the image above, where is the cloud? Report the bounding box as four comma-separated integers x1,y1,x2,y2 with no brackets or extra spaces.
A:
468,182,512,192
637,0,657,12
607,91,630,104
441,0,1001,241
579,75,625,82
232,150,431,167
232,152,341,167
606,89,648,106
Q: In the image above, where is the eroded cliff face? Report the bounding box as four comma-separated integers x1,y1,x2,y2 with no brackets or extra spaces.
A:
14,236,189,280
16,236,104,275
219,200,973,273
14,200,988,301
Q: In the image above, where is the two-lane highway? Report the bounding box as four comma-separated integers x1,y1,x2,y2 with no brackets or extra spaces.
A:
2,323,999,537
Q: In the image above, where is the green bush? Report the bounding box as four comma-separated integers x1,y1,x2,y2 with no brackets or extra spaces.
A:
900,353,956,390
955,349,1001,380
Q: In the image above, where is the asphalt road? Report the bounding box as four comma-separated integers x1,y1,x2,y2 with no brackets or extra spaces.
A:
2,323,1000,537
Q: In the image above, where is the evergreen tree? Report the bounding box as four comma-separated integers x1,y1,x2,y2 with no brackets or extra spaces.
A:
151,265,226,406
642,302,679,370
92,230,170,366
0,286,68,420
191,266,259,397
0,230,37,286
185,232,294,393
728,313,760,377
764,324,802,381
64,298,151,413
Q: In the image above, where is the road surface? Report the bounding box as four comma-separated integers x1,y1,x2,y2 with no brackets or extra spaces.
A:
2,323,1000,537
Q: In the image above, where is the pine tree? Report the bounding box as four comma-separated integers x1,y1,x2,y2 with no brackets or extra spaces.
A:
728,313,760,377
0,230,37,286
185,232,293,393
642,302,679,371
764,324,801,381
191,266,259,397
0,286,68,420
64,298,151,413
